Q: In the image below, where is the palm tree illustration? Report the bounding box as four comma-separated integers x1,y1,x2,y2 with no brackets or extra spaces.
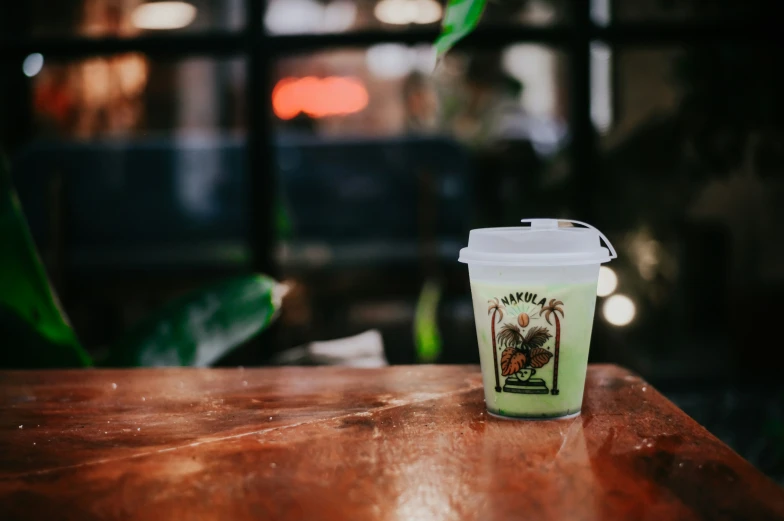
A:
487,298,504,391
540,299,565,395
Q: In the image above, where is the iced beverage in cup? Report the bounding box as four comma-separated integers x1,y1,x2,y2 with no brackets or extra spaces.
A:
458,219,616,419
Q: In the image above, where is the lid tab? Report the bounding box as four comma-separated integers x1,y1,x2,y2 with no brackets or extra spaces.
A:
458,218,617,266
530,219,559,230
521,218,617,260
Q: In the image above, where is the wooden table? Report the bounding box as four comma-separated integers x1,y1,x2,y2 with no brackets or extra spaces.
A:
0,365,782,520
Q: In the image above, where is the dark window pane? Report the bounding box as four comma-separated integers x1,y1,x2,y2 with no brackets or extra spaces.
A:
593,46,784,386
614,0,777,22
3,56,248,351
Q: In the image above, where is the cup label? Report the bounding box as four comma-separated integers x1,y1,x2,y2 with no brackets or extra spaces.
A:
487,294,565,396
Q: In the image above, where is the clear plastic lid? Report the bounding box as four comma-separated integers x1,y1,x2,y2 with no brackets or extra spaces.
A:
458,219,617,266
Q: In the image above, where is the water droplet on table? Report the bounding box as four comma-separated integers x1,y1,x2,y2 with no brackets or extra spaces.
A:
111,383,117,390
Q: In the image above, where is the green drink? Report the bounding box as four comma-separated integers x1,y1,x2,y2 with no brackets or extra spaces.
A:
459,219,616,419
471,280,597,418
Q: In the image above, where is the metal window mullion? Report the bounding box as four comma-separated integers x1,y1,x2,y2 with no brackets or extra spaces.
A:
1,21,781,61
0,33,246,61
569,0,596,221
247,0,276,276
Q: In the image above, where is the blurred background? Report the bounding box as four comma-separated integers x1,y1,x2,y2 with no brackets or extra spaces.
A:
1,0,783,481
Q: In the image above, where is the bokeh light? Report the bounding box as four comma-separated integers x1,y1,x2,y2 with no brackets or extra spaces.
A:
132,2,197,30
602,294,636,326
22,53,44,78
596,266,618,297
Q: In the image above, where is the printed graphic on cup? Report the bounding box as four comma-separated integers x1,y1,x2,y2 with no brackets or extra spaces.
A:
487,293,561,395
460,219,616,419
471,281,597,418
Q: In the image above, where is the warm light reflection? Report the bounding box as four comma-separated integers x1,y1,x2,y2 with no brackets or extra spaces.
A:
272,76,369,120
602,294,636,326
374,0,442,25
33,53,149,137
596,266,618,297
132,1,197,30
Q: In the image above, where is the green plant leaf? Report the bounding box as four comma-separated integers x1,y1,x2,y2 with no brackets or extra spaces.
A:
414,278,442,363
106,275,284,367
434,0,487,58
0,153,90,368
0,305,91,368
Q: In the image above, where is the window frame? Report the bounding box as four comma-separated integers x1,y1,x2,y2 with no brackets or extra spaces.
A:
0,0,780,276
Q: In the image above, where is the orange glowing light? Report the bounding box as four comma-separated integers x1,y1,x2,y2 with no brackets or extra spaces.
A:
272,76,369,119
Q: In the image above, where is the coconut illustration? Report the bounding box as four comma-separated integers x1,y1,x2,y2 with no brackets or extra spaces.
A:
517,313,530,328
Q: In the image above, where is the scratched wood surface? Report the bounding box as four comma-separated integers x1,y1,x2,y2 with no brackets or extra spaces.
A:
0,365,782,521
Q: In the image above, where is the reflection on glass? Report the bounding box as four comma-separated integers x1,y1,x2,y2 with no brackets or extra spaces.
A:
30,56,245,138
590,42,612,133
265,0,358,34
374,0,442,26
272,77,369,120
1,0,569,37
596,266,617,297
0,0,243,38
131,1,198,30
274,46,569,153
263,0,570,35
32,54,149,138
590,0,610,25
270,46,571,365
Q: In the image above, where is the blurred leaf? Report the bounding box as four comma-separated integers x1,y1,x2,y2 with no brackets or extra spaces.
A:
414,278,442,363
434,0,487,58
0,153,90,368
0,305,91,368
106,275,283,367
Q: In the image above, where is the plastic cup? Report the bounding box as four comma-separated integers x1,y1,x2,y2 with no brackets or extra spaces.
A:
458,219,616,419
